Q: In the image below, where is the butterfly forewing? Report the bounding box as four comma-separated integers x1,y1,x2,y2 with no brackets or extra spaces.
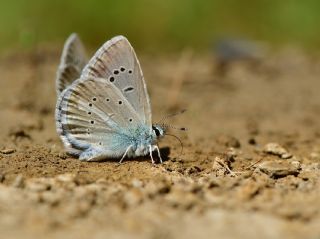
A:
81,36,152,127
56,76,142,154
56,33,88,95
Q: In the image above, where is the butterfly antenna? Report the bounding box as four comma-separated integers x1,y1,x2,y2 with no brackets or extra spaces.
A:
165,133,184,157
158,109,187,124
163,124,187,132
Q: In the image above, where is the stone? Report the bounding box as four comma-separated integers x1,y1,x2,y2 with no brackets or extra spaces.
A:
58,153,67,159
40,191,62,206
26,178,51,192
11,174,24,188
263,143,292,159
131,179,143,188
0,148,15,154
258,160,300,178
56,173,76,183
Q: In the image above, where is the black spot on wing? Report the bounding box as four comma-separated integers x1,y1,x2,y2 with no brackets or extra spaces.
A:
124,86,134,93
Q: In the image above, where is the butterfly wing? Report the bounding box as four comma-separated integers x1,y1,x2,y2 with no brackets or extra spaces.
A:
81,36,152,128
56,76,142,160
56,33,88,95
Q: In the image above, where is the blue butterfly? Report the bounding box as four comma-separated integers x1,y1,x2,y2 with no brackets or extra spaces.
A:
55,34,166,163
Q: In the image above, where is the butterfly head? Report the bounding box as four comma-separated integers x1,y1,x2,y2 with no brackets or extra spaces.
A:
152,124,166,139
151,123,186,159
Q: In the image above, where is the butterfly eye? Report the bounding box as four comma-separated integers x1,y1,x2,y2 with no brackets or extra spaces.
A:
152,126,161,136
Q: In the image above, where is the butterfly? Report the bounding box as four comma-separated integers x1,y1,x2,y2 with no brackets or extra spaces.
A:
55,33,166,163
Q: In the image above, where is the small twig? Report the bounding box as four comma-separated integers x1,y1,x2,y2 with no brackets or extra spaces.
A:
215,157,242,177
245,157,264,170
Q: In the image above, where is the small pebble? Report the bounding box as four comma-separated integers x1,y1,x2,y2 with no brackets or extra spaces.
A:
226,147,238,159
40,191,61,206
131,179,143,188
0,148,15,154
12,174,24,188
263,143,292,159
185,166,202,175
56,174,75,183
258,160,300,178
290,161,301,169
26,179,51,192
212,162,227,177
58,153,67,159
96,178,108,184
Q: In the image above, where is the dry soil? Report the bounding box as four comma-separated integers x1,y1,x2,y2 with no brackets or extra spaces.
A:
0,47,320,239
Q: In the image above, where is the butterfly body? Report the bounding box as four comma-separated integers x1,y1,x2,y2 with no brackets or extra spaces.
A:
72,124,164,162
56,34,166,163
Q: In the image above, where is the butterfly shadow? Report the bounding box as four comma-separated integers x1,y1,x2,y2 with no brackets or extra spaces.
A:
83,146,171,164
156,146,171,163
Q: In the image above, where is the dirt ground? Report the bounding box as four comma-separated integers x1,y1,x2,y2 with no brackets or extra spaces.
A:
0,46,320,239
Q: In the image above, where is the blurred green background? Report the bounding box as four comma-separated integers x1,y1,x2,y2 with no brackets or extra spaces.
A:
0,0,319,53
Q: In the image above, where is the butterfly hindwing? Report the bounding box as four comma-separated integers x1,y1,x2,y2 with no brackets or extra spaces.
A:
56,76,142,158
81,36,152,127
56,33,88,95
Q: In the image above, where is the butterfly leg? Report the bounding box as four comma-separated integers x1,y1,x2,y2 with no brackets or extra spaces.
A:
148,145,155,164
119,145,133,164
155,145,163,163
